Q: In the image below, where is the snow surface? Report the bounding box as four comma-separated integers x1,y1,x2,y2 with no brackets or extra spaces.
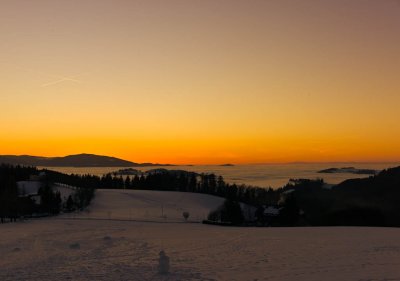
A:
54,183,76,202
17,181,41,196
1,189,400,281
76,189,225,222
16,182,75,203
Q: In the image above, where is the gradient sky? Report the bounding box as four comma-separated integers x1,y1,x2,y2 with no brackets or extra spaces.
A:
1,0,399,164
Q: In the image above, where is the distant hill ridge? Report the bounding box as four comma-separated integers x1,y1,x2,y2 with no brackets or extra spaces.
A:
0,153,173,167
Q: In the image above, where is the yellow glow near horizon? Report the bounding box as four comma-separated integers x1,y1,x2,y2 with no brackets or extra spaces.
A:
1,1,400,164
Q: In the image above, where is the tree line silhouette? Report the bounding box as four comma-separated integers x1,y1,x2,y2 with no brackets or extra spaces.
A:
43,168,280,207
2,164,400,227
273,167,400,227
0,165,281,223
0,165,37,223
0,165,95,223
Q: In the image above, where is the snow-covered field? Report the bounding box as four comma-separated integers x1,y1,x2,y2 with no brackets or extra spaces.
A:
75,189,225,222
1,189,400,281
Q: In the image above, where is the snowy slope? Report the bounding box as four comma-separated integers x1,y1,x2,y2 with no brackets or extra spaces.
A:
1,189,400,281
75,189,225,222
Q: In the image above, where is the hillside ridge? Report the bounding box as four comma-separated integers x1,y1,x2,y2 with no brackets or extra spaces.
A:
0,153,173,167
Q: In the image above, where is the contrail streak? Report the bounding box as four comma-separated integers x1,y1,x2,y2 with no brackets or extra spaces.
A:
41,77,82,87
0,62,89,87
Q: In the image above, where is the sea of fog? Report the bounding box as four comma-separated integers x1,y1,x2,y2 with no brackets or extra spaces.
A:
40,162,400,189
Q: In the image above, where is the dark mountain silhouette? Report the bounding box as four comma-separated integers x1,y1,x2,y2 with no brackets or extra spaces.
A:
0,153,173,167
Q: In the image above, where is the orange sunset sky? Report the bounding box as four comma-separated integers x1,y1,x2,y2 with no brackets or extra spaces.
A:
1,0,399,164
